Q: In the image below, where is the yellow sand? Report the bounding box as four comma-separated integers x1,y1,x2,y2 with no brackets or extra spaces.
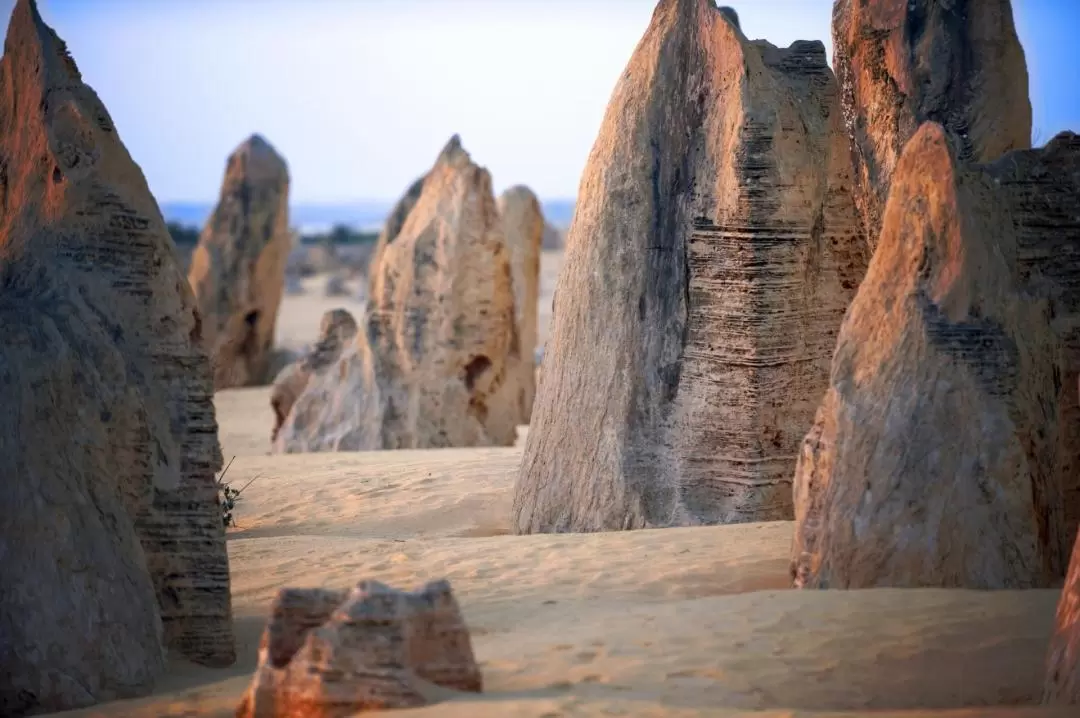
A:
48,248,1073,717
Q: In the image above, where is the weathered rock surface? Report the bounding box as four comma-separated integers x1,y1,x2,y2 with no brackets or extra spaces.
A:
236,580,482,717
1045,529,1080,704
0,1,234,713
188,134,291,389
832,0,1031,252
990,131,1080,566
511,0,867,533
498,185,543,423
368,173,426,286
790,122,1072,590
270,309,358,442
274,137,522,452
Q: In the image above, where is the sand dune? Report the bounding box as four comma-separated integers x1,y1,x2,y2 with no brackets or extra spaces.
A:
44,245,1073,718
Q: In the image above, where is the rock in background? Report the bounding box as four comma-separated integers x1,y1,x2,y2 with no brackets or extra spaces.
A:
274,137,523,451
270,308,358,442
236,580,482,716
188,134,291,389
0,1,234,713
512,0,867,533
498,185,543,423
832,0,1031,253
790,123,1073,590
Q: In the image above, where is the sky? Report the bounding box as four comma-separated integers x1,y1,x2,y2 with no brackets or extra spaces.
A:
1,0,1078,204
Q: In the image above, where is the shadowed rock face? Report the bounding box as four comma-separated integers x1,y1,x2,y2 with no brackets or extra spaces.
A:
274,137,522,452
270,308,358,442
791,123,1074,591
511,0,867,534
0,0,234,713
236,580,482,717
832,0,1031,252
368,173,426,286
498,185,543,423
188,134,291,389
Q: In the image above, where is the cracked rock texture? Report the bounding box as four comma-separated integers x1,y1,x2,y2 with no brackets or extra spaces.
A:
832,0,1031,253
188,134,291,389
236,580,482,717
0,1,233,714
270,309,358,442
498,185,543,423
1045,528,1080,704
790,122,1073,591
274,137,522,452
511,0,867,533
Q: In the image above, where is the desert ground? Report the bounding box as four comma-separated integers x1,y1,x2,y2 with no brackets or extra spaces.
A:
48,248,1073,718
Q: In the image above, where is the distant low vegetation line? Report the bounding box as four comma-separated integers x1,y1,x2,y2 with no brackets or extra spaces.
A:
166,221,378,248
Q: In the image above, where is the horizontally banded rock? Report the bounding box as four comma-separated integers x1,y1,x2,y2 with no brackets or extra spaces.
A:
236,580,482,717
832,0,1031,252
990,132,1080,564
498,185,543,423
188,134,291,389
511,0,867,533
274,137,523,452
0,1,234,713
1045,529,1080,704
790,122,1073,590
270,309,358,442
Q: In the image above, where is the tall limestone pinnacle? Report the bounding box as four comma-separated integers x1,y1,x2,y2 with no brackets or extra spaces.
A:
511,0,867,533
275,136,525,451
0,0,234,712
832,0,1032,252
188,133,291,389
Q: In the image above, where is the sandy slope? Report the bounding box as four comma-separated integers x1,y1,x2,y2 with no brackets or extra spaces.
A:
47,247,1075,718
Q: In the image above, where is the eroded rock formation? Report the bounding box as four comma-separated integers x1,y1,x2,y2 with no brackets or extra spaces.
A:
274,137,522,452
368,173,426,285
511,0,867,533
1045,529,1080,704
236,580,482,717
188,134,291,389
790,122,1075,590
498,185,543,423
0,1,234,713
270,309,358,442
832,0,1031,252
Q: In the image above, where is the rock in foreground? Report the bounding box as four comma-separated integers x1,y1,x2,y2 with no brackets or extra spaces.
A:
274,137,523,452
832,0,1031,252
188,134,292,389
236,580,482,717
512,0,867,533
791,123,1072,590
0,0,233,713
1045,530,1080,704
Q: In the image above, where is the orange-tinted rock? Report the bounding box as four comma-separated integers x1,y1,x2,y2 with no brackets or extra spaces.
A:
0,1,233,713
791,123,1072,590
832,0,1031,252
1044,529,1080,704
236,580,482,717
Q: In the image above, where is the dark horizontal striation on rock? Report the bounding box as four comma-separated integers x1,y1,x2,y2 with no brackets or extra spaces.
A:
512,0,867,533
990,132,1080,564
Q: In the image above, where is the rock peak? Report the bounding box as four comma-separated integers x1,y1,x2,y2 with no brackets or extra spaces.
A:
436,133,470,166
4,0,82,89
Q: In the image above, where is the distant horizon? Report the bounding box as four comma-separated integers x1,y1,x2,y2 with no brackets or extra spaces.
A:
4,0,1077,205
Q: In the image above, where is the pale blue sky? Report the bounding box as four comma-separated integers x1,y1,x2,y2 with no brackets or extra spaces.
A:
6,0,1079,203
